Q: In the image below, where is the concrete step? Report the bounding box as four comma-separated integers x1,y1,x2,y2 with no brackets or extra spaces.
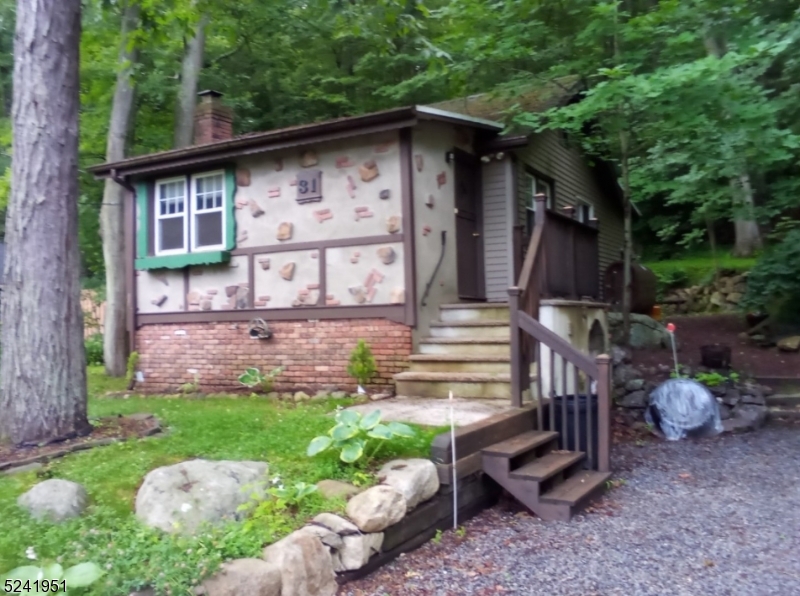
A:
429,320,510,339
394,371,513,399
407,354,511,373
439,302,510,323
418,337,510,356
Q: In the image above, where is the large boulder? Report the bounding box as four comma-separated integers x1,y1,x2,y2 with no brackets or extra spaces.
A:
18,479,87,522
608,313,672,349
345,485,406,532
311,512,360,536
262,531,337,596
338,533,384,571
316,479,361,501
135,459,267,534
196,559,281,596
377,459,439,511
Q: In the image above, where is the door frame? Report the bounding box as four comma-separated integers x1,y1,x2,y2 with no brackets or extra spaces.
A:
453,147,486,301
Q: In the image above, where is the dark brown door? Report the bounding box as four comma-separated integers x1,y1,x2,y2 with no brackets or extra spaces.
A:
454,150,485,300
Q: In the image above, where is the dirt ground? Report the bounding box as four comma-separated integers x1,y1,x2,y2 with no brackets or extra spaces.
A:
631,314,800,379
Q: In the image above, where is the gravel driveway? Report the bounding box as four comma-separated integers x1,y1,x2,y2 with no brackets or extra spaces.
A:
341,424,800,596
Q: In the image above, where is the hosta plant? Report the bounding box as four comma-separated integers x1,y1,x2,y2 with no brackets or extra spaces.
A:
307,409,415,464
238,366,284,393
2,561,104,594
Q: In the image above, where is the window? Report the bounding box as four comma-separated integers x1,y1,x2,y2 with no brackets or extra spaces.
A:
526,172,554,211
154,171,226,256
525,171,554,235
155,177,188,255
577,200,595,224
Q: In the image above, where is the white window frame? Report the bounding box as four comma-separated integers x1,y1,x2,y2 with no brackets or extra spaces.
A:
526,172,554,211
190,170,227,252
154,176,189,256
577,200,595,224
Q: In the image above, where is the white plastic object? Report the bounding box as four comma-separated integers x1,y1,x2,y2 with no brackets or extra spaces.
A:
645,378,723,441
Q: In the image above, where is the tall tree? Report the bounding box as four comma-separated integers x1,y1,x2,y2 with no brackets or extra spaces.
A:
0,0,87,444
101,0,141,376
174,10,208,148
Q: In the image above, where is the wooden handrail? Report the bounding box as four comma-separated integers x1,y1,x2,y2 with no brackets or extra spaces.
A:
517,194,548,291
517,311,599,376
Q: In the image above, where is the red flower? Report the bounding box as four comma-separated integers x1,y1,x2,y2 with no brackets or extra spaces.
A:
666,323,676,333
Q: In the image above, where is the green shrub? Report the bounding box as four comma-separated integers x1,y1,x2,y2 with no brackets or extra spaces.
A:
742,229,800,321
346,340,377,386
84,333,104,366
238,366,284,393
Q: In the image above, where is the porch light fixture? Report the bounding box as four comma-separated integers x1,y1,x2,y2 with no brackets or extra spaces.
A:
445,151,455,164
480,155,491,163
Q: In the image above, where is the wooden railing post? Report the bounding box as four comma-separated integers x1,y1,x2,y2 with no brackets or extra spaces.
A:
595,354,612,472
508,286,522,408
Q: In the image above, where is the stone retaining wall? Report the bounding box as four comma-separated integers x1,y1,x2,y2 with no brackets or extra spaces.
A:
661,272,749,315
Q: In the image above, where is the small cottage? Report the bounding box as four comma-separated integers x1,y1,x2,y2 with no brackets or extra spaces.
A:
90,86,623,396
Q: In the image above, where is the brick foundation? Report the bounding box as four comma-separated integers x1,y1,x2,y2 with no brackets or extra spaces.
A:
135,318,412,394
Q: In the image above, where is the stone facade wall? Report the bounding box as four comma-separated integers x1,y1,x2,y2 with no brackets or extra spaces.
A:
136,319,412,394
661,271,749,315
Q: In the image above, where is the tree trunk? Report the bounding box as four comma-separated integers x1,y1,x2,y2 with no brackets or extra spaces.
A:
619,130,633,346
0,0,88,445
731,174,762,257
102,1,140,377
705,33,762,257
174,13,209,148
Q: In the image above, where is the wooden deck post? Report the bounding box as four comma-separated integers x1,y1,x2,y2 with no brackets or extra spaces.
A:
508,286,522,408
596,354,612,472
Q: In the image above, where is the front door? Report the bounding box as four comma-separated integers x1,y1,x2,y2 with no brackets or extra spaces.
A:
454,150,485,300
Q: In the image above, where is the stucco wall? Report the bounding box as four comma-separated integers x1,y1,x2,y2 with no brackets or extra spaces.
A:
411,122,473,342
136,131,406,314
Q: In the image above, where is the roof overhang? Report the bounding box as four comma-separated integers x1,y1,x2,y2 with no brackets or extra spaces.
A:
89,106,503,180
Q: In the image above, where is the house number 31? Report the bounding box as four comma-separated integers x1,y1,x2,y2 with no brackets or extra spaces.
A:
296,169,323,204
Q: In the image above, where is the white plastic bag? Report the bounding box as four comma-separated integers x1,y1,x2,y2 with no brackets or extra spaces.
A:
645,378,723,440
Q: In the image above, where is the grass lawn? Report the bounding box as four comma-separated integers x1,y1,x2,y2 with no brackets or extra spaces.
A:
644,249,757,289
0,367,442,594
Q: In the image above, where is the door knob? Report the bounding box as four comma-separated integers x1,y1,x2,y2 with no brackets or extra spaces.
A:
473,232,481,237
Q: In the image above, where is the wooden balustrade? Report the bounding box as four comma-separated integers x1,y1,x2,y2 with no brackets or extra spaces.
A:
508,193,611,473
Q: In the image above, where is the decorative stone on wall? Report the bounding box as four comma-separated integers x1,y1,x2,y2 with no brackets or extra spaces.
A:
386,215,401,234
186,256,250,311
359,160,379,182
136,270,185,314
254,249,320,309
326,242,404,306
277,222,293,241
236,169,251,187
231,132,401,252
415,154,423,172
436,172,447,188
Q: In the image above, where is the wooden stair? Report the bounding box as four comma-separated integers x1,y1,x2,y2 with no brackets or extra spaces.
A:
481,429,610,521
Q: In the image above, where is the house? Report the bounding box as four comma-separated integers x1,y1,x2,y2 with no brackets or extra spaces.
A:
89,87,624,398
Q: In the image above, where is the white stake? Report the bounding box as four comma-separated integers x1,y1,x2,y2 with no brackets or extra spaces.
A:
449,390,458,530
667,323,679,377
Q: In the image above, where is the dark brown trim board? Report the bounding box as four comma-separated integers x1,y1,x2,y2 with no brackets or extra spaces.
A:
137,304,407,326
124,188,136,353
399,127,417,327
229,234,403,257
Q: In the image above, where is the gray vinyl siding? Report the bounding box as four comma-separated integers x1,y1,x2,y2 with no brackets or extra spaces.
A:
513,130,624,294
482,159,511,302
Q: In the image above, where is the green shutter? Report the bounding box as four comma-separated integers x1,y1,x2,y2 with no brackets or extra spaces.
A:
136,181,149,259
225,166,237,251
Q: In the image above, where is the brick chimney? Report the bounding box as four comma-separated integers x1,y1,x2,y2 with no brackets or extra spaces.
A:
194,90,233,145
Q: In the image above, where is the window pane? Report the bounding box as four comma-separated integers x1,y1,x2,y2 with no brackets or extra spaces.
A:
194,174,224,212
159,217,184,251
196,211,223,247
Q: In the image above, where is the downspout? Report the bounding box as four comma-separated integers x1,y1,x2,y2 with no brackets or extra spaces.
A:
420,231,447,307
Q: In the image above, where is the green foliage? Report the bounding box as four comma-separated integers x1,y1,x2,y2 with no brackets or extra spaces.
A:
645,251,756,288
694,371,740,387
346,340,378,386
84,333,104,366
0,369,440,593
125,352,139,388
179,373,201,394
307,408,415,464
2,560,104,594
238,366,284,394
741,228,800,321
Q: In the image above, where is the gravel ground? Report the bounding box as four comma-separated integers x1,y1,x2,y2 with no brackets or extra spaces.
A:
341,424,800,596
